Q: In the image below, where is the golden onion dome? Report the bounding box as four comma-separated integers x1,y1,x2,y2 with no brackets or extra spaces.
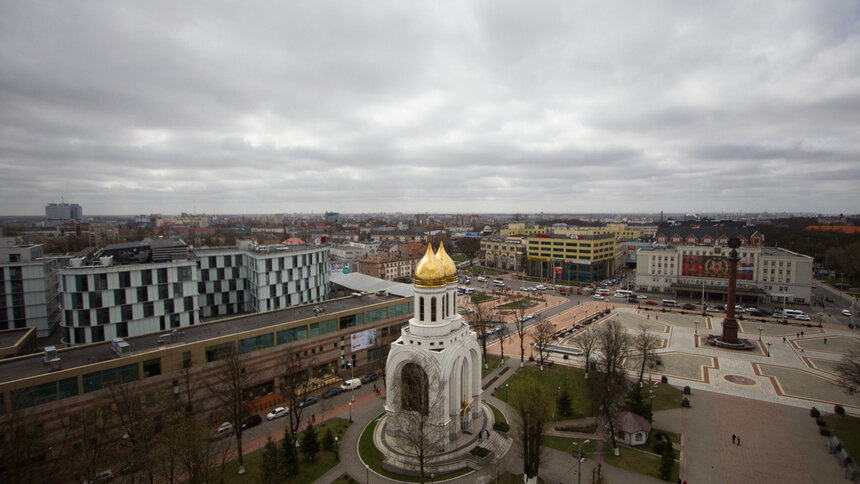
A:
414,243,446,287
436,242,457,284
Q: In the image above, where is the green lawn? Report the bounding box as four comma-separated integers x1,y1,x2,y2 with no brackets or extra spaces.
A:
482,355,502,378
543,435,600,455
649,428,681,445
487,402,507,426
651,383,684,412
472,295,494,303
496,299,532,309
494,365,595,419
824,414,860,459
602,445,679,482
221,418,351,483
331,474,359,484
357,413,472,482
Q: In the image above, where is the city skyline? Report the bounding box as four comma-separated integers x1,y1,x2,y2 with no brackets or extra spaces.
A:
2,1,859,216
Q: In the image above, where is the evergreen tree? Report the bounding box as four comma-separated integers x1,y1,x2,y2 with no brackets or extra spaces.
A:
624,385,653,422
322,428,335,452
280,431,299,478
259,437,280,484
659,440,675,481
556,387,572,417
300,423,320,462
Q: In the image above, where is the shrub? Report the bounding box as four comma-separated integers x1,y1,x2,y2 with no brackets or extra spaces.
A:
470,446,490,457
493,422,510,433
661,375,668,384
681,397,690,408
659,443,675,480
683,385,691,395
322,428,335,452
810,407,820,418
835,405,846,415
654,431,670,442
653,441,667,454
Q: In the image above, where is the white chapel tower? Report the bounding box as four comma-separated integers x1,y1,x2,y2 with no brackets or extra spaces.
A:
384,240,482,445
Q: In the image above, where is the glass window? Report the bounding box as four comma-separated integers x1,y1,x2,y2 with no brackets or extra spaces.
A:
205,342,235,362
277,326,308,344
82,363,139,393
310,319,337,337
143,358,161,378
238,333,274,354
366,307,388,323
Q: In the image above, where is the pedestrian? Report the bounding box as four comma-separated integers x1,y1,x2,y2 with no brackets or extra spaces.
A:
824,337,827,344
312,413,316,423
732,434,736,444
783,337,786,343
796,332,799,338
801,331,805,337
737,436,741,446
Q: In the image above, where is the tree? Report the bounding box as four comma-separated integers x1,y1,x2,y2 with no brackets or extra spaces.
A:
0,395,69,484
458,237,481,265
280,349,312,436
322,428,335,452
530,317,554,369
300,423,320,462
836,347,860,393
260,437,281,484
280,430,299,478
387,358,449,483
557,387,573,417
171,412,228,484
513,293,532,367
659,439,676,480
510,376,553,484
207,343,251,474
572,327,599,377
467,296,495,362
498,324,510,363
592,320,630,451
633,324,661,382
624,384,653,422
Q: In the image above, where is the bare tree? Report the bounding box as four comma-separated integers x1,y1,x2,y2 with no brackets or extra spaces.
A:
633,324,661,382
172,412,229,484
572,327,599,377
836,346,860,393
530,317,555,369
591,320,630,451
108,381,164,483
387,358,449,484
207,343,252,474
0,395,70,484
467,296,494,362
513,293,532,367
279,348,312,436
510,375,553,484
498,324,510,363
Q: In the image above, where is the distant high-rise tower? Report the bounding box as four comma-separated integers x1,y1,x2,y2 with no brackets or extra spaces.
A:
45,202,82,226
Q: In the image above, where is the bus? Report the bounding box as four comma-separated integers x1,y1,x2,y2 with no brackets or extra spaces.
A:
614,289,633,298
597,288,610,296
783,309,807,319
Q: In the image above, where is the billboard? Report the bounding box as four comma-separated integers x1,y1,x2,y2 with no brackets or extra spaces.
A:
350,328,377,352
681,255,754,280
330,261,350,276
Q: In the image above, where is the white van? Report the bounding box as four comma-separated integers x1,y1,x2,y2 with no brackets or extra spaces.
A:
493,279,505,287
783,309,807,320
662,299,678,307
340,378,362,391
477,276,487,282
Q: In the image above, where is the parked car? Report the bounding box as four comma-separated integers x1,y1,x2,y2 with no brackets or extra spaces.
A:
322,387,343,399
266,407,289,420
645,300,658,306
825,296,834,303
637,295,647,299
593,295,605,300
340,378,362,391
843,309,852,317
241,414,262,430
795,314,812,322
298,395,319,408
682,303,696,310
216,421,234,436
361,372,379,384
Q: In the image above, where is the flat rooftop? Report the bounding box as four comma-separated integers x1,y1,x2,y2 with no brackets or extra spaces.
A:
0,328,32,349
0,292,406,385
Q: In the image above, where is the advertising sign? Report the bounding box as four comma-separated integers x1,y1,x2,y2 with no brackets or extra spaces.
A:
681,255,754,280
465,232,482,238
330,261,349,276
350,328,377,352
554,267,563,274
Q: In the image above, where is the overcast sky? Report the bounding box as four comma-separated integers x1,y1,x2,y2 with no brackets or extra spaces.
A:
1,1,859,216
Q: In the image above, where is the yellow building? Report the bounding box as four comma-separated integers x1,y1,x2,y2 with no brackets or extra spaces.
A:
525,232,617,282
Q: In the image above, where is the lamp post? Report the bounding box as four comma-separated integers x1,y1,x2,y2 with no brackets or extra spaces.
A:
349,401,353,423
347,361,355,402
766,341,772,357
529,341,534,360
573,439,591,484
366,464,370,484
757,325,763,342
694,320,699,336
505,383,509,401
334,436,339,461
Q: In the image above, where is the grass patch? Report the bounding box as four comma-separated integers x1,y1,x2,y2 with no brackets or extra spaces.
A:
220,418,351,483
470,446,490,457
555,423,599,434
499,366,511,376
331,475,359,484
649,428,681,445
487,402,507,426
483,376,499,389
543,435,599,455
494,366,595,419
824,414,860,459
651,383,684,412
358,414,473,482
497,299,532,309
472,295,494,303
603,445,679,482
482,355,502,378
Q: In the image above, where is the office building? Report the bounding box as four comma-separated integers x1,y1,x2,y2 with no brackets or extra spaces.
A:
0,238,66,337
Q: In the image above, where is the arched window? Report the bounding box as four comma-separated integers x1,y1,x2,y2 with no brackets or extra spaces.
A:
431,297,437,322
420,297,425,322
401,363,429,415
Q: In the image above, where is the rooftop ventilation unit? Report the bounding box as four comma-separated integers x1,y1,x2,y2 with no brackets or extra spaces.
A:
111,337,130,357
99,256,114,267
44,345,61,371
69,257,84,267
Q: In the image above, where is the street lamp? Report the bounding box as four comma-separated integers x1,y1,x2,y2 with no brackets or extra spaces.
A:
694,320,699,336
766,342,772,357
529,341,534,359
349,401,353,423
505,383,509,401
366,464,370,484
572,439,591,484
347,361,356,402
757,325,763,341
334,436,339,461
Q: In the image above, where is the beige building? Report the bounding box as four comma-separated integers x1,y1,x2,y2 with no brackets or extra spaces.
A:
480,237,526,271
357,253,420,282
635,246,813,304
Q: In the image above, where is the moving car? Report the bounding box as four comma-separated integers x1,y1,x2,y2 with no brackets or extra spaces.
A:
843,309,852,317
340,378,362,391
593,295,605,300
645,300,658,306
241,414,262,430
794,314,812,322
217,421,234,436
298,396,319,408
682,303,696,310
266,407,289,420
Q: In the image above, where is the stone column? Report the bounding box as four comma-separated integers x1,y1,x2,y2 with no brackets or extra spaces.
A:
721,239,741,343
